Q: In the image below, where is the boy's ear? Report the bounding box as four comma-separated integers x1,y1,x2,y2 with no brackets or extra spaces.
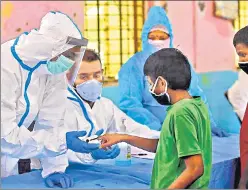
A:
159,77,167,86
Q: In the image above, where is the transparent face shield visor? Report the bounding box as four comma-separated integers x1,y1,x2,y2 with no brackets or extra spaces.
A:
48,36,88,85
65,36,88,86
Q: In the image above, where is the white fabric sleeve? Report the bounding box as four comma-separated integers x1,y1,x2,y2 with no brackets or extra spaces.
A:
75,152,97,164
37,74,69,178
35,74,68,156
228,70,248,121
1,70,67,159
40,154,68,178
66,150,97,164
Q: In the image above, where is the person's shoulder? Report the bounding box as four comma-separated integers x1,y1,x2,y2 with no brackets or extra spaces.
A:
1,39,15,48
1,39,20,74
1,40,16,61
120,51,142,69
99,97,116,108
119,50,152,79
127,51,144,61
97,97,116,115
99,97,113,103
169,97,206,117
121,50,149,68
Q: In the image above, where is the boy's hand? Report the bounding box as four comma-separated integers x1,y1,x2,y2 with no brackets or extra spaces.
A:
98,134,125,149
99,134,158,153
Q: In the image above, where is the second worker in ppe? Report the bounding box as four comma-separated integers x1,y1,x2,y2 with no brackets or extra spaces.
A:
64,49,160,164
225,26,248,123
118,6,228,137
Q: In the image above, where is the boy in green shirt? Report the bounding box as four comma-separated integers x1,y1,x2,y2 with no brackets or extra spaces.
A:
99,48,212,189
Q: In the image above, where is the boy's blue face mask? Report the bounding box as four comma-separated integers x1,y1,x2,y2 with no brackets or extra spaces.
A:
47,55,75,74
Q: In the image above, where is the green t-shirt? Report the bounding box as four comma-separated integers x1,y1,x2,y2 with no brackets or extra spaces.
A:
151,97,212,189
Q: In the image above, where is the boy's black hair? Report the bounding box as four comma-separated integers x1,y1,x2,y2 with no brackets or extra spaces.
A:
233,26,248,47
83,49,102,66
144,48,191,90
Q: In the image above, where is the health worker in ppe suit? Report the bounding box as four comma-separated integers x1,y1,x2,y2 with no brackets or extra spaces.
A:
1,11,100,188
118,6,228,137
65,49,160,164
225,26,248,123
227,25,248,189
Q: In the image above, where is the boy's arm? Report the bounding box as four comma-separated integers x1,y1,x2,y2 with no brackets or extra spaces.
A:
170,114,206,188
168,154,204,189
99,134,158,153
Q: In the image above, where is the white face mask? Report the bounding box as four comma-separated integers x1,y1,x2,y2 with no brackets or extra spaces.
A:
76,79,103,102
148,39,170,50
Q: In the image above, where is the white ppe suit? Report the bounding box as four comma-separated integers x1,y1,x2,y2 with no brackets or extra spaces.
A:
1,12,83,178
65,86,160,164
228,70,248,121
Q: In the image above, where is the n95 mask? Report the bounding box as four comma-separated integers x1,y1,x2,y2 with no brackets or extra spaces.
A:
76,79,103,102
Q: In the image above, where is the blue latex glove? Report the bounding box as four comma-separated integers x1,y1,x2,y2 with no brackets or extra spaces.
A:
211,126,230,137
66,130,103,153
91,145,120,160
44,172,73,188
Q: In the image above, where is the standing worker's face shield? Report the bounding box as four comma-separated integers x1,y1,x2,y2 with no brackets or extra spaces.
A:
47,36,88,85
64,36,88,86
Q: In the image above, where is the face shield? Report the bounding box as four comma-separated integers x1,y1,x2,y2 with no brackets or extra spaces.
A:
48,36,88,85
65,36,88,85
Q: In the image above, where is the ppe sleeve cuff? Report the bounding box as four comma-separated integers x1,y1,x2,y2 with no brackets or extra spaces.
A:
75,153,97,164
41,166,67,178
40,154,68,178
58,131,68,153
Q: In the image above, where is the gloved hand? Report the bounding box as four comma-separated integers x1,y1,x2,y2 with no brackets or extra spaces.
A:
211,126,230,137
66,130,103,153
44,172,73,188
91,145,120,160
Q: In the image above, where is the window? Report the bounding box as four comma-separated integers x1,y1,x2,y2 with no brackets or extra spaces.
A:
84,1,144,81
234,1,248,30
